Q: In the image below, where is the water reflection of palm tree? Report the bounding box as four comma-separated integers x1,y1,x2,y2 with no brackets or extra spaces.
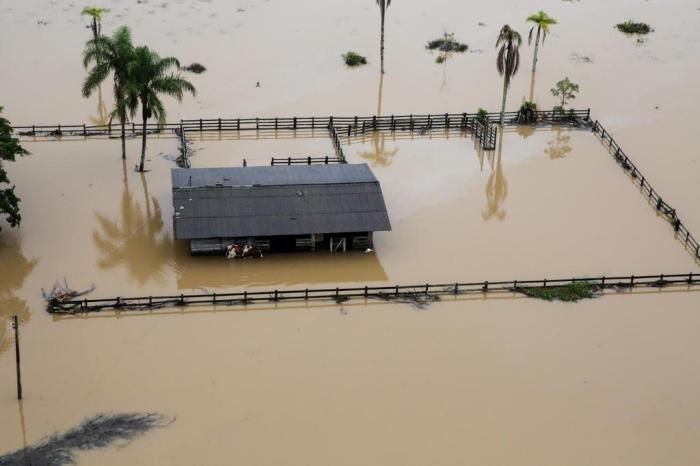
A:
88,86,110,127
482,132,508,220
545,127,572,159
357,73,399,167
92,161,172,286
0,240,37,355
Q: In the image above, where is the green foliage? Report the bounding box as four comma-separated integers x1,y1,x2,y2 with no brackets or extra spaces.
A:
124,46,196,171
550,77,580,109
342,51,367,67
183,63,207,74
0,106,29,231
517,101,538,123
426,32,468,63
81,6,110,21
518,281,600,302
616,21,653,34
476,108,489,124
527,11,557,44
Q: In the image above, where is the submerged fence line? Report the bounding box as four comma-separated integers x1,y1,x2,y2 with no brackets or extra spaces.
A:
591,121,700,261
49,272,699,314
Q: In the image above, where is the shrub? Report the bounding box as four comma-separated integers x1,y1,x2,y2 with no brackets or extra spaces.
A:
476,108,489,125
518,281,600,302
426,32,468,63
616,21,653,34
342,51,367,67
517,101,538,124
183,63,207,73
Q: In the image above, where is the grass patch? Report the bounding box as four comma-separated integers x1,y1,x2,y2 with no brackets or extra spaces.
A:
517,281,600,302
183,63,207,73
616,21,653,34
342,51,367,67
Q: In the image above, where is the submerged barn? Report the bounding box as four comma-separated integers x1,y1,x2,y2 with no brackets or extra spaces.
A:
171,163,391,255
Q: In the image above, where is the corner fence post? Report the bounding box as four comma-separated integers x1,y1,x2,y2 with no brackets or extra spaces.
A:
12,316,22,400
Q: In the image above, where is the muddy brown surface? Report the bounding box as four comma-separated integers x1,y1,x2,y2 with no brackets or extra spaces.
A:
1,0,700,465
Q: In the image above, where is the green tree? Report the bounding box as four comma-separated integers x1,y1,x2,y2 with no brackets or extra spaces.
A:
496,25,522,125
550,77,579,111
526,11,557,74
0,106,29,232
376,0,391,74
125,46,196,172
82,26,135,160
81,6,110,39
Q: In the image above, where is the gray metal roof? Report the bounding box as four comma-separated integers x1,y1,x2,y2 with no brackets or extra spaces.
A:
172,163,380,189
172,164,391,239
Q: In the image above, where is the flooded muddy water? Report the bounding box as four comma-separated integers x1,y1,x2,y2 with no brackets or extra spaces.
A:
1,0,700,465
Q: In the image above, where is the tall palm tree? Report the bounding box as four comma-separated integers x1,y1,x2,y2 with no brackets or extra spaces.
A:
496,25,522,126
81,6,110,39
82,26,135,160
527,11,556,74
125,46,196,172
376,0,391,74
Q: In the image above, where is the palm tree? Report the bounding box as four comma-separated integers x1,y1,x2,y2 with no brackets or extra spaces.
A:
376,0,391,74
81,6,110,39
527,11,556,74
125,46,196,172
82,26,135,160
495,25,522,126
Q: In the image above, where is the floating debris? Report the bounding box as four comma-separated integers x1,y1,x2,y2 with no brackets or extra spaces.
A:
514,281,601,302
570,53,593,64
42,279,95,309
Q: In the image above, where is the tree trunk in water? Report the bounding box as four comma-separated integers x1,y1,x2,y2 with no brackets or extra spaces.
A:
532,28,541,74
139,108,148,172
380,9,385,74
499,76,509,126
120,121,126,160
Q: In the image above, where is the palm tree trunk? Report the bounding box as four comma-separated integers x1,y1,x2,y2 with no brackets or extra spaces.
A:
92,18,98,40
139,107,148,172
120,121,126,160
532,27,541,73
380,8,386,74
499,77,509,126
528,70,536,102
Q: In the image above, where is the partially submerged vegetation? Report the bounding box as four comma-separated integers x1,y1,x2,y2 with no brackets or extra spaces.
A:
426,32,468,63
0,106,29,231
517,101,538,124
551,77,579,113
183,62,207,73
616,21,653,34
342,51,367,67
476,108,489,125
516,281,601,302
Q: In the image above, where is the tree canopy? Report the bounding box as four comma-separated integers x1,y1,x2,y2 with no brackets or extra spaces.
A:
0,106,29,231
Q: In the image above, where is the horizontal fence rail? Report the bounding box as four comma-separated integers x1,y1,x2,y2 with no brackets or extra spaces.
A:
48,272,699,314
13,109,591,138
270,156,343,166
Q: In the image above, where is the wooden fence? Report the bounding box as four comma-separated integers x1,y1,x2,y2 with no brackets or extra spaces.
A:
271,156,343,166
49,272,698,314
592,120,700,261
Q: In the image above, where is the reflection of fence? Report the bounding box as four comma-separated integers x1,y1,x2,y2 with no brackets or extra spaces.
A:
592,120,700,261
49,273,698,314
270,156,343,166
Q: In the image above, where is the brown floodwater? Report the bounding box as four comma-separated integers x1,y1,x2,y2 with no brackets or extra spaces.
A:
1,0,700,464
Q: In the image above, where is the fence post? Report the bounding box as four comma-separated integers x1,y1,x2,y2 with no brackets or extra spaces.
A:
454,283,459,295
218,118,221,131
83,124,87,137
12,316,22,400
690,272,694,284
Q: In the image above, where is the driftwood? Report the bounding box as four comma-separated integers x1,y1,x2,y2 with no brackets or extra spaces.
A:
42,279,95,310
